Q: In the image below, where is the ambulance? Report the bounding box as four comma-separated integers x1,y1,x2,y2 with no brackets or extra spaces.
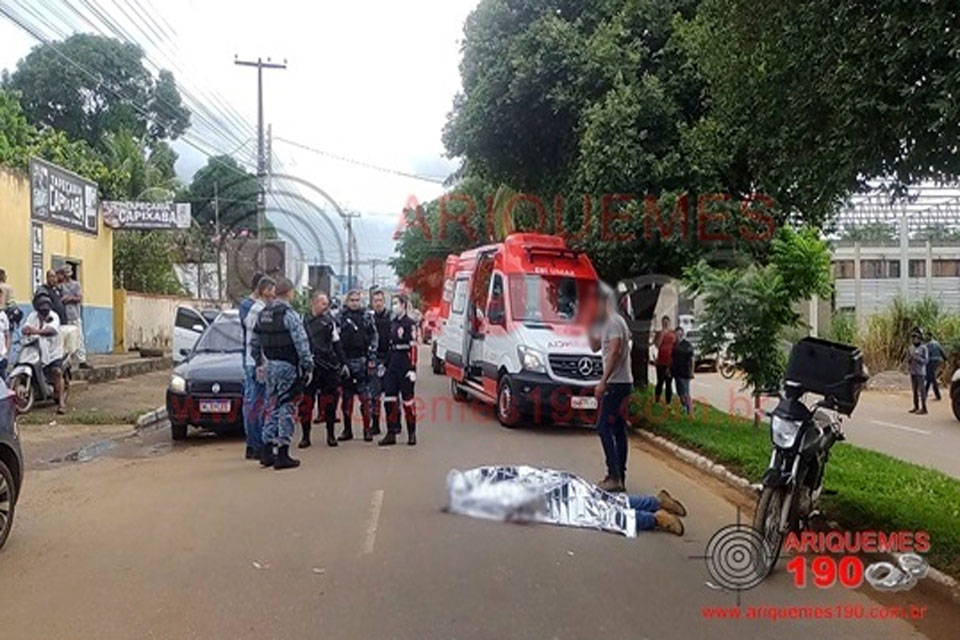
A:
436,233,602,427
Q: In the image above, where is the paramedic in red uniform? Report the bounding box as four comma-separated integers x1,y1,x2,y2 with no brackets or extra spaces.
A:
378,294,419,446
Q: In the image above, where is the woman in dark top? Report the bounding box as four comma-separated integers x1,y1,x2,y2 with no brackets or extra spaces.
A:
670,328,695,414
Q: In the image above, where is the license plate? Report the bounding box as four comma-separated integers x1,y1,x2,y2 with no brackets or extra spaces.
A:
199,399,231,413
571,396,598,410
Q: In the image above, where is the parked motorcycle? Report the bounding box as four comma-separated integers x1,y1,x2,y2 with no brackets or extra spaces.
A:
8,325,77,414
753,337,867,575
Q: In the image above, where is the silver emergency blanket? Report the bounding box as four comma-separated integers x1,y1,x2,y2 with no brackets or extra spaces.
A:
446,465,637,538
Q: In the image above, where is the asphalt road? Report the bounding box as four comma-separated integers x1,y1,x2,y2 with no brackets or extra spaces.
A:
0,359,944,639
686,372,960,478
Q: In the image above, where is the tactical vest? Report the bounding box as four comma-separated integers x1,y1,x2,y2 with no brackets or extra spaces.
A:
305,313,336,363
255,303,298,364
340,309,369,358
373,309,391,357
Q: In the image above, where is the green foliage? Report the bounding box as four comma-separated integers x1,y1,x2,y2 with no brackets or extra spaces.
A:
840,222,898,243
113,230,183,294
856,297,960,375
4,34,190,150
685,0,960,221
186,155,266,236
632,387,960,578
827,310,857,346
684,226,832,398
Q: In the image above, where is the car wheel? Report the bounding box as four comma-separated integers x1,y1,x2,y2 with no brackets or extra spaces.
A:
0,459,16,551
171,423,188,441
11,375,34,414
451,378,469,403
432,346,444,375
496,375,521,428
952,382,960,421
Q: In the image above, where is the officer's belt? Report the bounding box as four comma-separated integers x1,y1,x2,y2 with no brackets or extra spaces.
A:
391,344,411,351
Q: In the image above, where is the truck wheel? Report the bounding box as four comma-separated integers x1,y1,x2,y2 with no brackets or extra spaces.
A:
496,376,521,428
451,379,469,403
432,346,444,375
171,423,188,441
0,458,17,550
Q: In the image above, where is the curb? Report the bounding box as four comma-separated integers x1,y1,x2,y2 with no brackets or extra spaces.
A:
135,405,168,430
634,427,960,603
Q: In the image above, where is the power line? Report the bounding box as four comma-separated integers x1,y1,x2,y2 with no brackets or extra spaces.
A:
273,136,449,184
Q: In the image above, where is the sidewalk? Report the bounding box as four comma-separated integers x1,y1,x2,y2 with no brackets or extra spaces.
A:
74,352,171,384
18,369,171,469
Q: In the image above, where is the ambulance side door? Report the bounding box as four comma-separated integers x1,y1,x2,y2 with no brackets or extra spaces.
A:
440,276,469,378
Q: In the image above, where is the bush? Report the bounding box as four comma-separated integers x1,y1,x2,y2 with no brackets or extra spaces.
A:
827,310,857,345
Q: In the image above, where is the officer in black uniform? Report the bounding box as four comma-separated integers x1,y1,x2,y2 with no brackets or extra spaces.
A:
299,293,348,448
379,293,419,447
369,289,392,437
338,289,378,441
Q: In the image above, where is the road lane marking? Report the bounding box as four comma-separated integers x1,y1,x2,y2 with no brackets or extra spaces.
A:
870,420,931,436
362,490,384,555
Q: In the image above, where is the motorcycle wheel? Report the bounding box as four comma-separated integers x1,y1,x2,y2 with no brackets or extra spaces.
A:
753,485,792,576
11,375,35,414
719,361,736,380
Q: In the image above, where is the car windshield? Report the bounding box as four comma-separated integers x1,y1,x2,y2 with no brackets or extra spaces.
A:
508,275,596,325
194,317,243,353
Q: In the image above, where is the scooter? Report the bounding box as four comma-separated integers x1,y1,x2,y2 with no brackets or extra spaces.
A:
8,325,77,414
753,378,857,574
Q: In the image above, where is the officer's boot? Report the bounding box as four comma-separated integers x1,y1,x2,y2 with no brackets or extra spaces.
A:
404,402,417,446
362,402,374,442
298,423,312,449
260,443,276,468
378,400,398,446
338,410,354,441
325,422,338,447
370,407,382,436
274,445,300,470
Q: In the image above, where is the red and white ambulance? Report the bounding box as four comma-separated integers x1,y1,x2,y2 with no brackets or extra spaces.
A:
435,233,603,427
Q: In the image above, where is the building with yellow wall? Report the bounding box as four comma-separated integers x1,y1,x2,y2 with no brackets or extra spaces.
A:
1,166,114,353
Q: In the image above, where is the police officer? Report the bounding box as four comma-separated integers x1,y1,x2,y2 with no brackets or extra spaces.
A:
379,294,419,447
369,289,392,438
338,289,379,441
252,277,313,470
299,293,347,448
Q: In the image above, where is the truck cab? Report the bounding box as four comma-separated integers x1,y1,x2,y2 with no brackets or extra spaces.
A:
437,234,601,427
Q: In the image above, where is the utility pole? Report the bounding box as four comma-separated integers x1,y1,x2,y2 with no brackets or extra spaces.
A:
214,181,222,300
343,210,361,291
234,56,286,269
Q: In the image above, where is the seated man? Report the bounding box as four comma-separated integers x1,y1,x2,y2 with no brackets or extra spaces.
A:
22,294,66,414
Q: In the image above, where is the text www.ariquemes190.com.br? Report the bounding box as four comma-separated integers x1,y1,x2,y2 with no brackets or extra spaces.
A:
701,604,928,622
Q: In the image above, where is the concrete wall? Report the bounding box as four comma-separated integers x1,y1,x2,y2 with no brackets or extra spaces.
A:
1,168,114,352
114,289,228,353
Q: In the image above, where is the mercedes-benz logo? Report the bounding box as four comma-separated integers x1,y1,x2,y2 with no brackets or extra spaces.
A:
211,383,221,394
577,357,594,377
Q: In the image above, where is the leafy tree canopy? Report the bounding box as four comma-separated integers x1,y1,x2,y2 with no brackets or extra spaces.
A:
3,34,190,150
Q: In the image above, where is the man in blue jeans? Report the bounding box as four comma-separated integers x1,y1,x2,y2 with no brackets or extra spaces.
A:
239,274,275,460
589,285,634,493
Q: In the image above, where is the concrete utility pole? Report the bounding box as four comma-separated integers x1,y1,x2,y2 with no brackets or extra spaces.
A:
214,181,222,300
234,56,286,269
343,210,361,290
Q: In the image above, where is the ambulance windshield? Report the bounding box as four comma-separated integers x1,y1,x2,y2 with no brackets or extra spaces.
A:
508,274,596,325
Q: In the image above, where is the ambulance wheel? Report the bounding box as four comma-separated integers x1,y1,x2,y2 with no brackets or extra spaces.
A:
496,375,520,428
451,379,469,403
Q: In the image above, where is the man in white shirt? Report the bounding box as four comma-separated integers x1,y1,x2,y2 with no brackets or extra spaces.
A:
23,294,66,413
239,276,276,460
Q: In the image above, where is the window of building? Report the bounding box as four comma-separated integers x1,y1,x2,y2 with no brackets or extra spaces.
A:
833,260,854,279
860,259,900,279
909,260,926,277
932,260,960,277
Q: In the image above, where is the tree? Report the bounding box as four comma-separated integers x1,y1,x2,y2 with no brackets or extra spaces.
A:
684,0,960,222
186,155,262,235
684,227,833,424
839,222,898,244
4,34,190,150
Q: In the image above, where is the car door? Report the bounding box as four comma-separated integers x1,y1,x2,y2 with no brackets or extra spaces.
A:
173,305,208,363
440,277,469,378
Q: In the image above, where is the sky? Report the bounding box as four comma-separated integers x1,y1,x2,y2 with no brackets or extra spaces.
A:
0,0,479,288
